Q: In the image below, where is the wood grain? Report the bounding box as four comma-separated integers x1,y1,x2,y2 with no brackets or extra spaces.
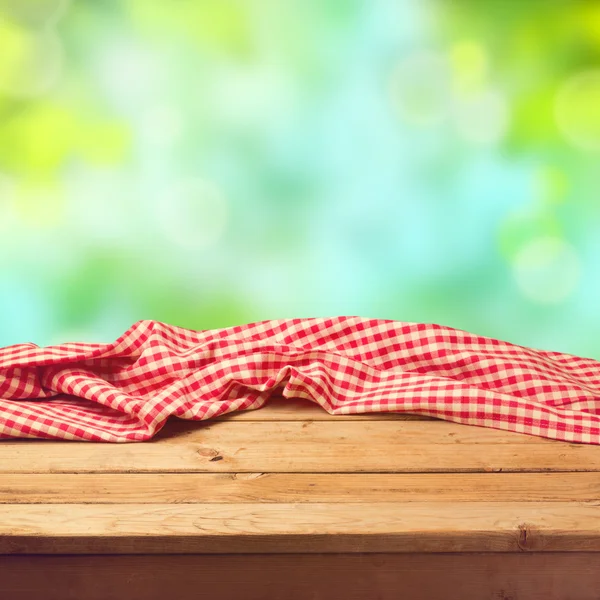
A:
2,420,596,474
4,553,600,600
154,419,559,445
2,501,600,554
2,472,600,504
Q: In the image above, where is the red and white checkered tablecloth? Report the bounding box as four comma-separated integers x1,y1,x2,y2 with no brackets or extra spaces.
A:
1,317,600,443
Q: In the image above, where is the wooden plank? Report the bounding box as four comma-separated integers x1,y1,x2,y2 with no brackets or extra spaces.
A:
3,553,600,600
2,472,600,504
2,501,600,554
1,420,598,473
214,397,435,421
153,419,554,444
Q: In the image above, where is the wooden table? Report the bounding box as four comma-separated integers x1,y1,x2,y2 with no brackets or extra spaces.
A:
2,397,600,600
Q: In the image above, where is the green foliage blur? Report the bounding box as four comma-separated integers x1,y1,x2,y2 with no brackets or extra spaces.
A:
1,0,599,358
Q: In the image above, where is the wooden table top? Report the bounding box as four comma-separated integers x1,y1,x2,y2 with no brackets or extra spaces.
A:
2,397,600,555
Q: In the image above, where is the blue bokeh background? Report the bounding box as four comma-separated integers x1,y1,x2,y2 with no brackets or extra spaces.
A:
1,0,599,358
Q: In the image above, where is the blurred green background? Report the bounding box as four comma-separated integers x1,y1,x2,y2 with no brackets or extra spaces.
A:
1,0,599,358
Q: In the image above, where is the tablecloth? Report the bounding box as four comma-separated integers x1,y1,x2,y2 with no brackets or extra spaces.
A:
1,317,599,443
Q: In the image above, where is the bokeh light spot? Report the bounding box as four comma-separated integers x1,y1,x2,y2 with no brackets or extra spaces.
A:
513,237,581,304
453,88,508,146
555,70,600,151
97,41,167,112
498,210,562,261
450,40,488,94
155,179,229,249
390,51,452,126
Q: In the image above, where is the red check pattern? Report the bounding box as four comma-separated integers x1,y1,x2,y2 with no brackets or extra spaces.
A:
1,317,600,443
